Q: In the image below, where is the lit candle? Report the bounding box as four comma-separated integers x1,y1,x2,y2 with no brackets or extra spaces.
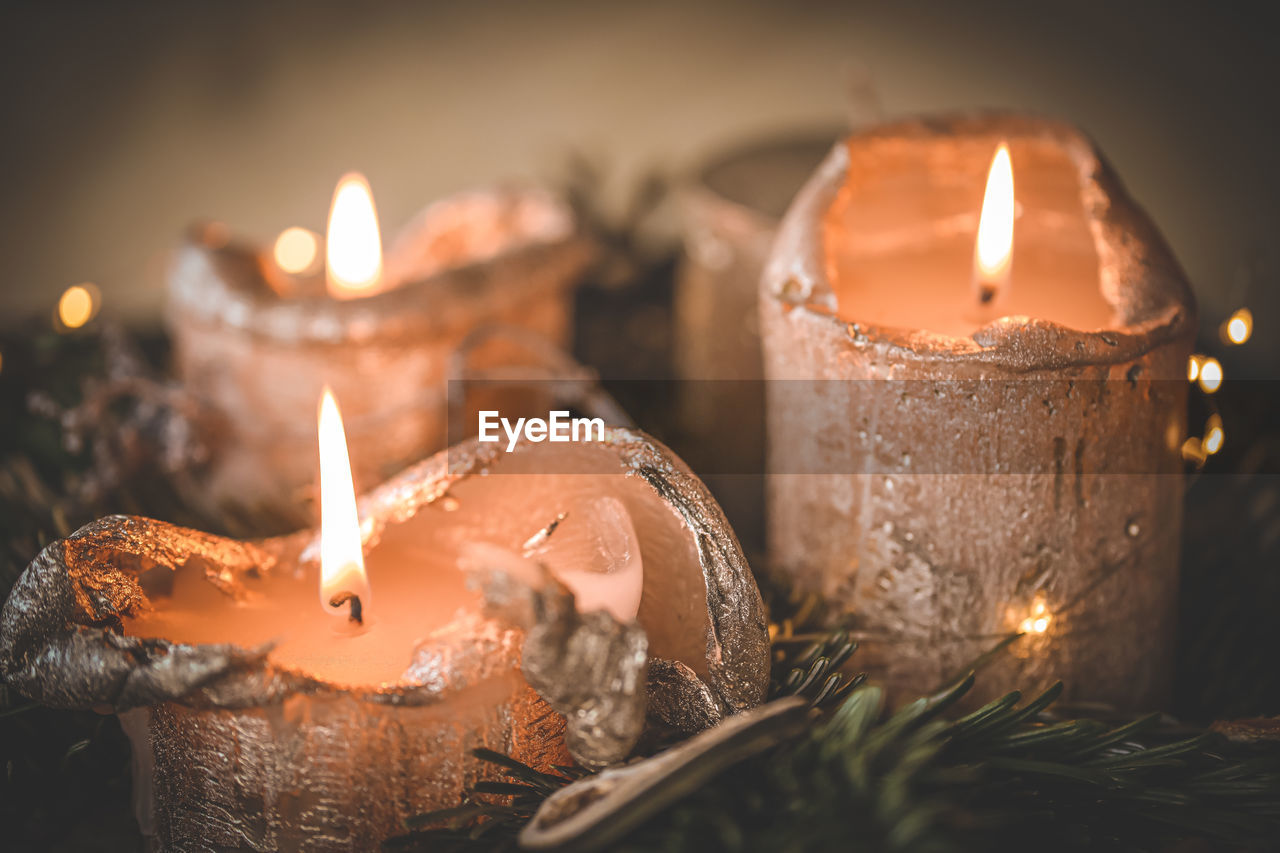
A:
1,422,768,848
324,173,385,299
122,391,650,687
166,176,593,512
762,114,1196,709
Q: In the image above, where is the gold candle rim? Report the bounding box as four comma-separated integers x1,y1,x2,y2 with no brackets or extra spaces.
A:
168,185,594,346
763,111,1198,374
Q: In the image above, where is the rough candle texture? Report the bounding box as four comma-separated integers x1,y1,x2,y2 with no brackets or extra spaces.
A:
0,428,768,850
674,132,837,541
761,114,1196,709
676,131,837,385
167,186,593,510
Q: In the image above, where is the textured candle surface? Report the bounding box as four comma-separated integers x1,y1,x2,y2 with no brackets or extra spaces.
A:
763,114,1196,708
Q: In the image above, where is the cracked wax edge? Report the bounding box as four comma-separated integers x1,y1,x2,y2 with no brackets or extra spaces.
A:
762,111,1198,375
0,428,769,728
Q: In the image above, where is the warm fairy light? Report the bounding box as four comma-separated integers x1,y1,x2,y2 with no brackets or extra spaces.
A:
1203,414,1224,455
274,227,320,274
1018,598,1051,635
325,172,384,299
1197,357,1223,394
974,143,1014,304
1181,436,1207,465
1187,354,1202,382
1223,308,1253,345
318,387,371,618
57,284,98,329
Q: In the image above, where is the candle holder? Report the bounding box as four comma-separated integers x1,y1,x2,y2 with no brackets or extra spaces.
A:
0,429,768,851
761,113,1196,709
167,186,594,511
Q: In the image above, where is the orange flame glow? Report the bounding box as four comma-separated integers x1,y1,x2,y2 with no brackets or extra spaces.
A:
318,387,371,616
325,173,383,299
974,143,1014,305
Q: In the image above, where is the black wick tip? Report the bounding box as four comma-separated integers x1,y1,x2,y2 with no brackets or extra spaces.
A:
978,284,997,305
329,591,363,625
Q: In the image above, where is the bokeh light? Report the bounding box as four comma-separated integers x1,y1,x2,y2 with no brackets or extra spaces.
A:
1018,598,1052,634
1197,357,1223,393
273,227,320,274
57,284,98,330
1222,308,1253,345
1181,436,1207,466
1203,414,1224,455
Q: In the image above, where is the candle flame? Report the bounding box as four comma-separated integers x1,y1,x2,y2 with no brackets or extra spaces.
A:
974,143,1014,305
318,387,371,616
325,173,384,299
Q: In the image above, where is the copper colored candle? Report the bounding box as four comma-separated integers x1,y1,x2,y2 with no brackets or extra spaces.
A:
0,429,769,851
674,131,837,540
761,114,1196,708
675,131,838,386
167,186,592,511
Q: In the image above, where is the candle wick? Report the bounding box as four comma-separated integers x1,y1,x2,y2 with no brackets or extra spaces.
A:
328,591,363,625
977,283,997,305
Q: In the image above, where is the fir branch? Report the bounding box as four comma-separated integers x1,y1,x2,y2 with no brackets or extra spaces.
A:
390,635,1280,852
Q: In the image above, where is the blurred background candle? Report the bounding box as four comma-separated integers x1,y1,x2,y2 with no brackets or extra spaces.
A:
762,114,1196,708
166,173,592,515
673,129,840,545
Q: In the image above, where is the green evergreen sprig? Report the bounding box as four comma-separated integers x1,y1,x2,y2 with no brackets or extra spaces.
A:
389,638,1280,852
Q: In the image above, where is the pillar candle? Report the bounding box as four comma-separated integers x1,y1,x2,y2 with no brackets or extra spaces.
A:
761,114,1196,708
0,428,769,850
674,130,838,543
167,184,592,512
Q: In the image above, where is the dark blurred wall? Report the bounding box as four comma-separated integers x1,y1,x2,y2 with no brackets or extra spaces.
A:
1,0,1276,371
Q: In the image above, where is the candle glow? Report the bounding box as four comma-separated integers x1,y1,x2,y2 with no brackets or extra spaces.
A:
318,386,372,618
326,172,384,299
973,143,1014,304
